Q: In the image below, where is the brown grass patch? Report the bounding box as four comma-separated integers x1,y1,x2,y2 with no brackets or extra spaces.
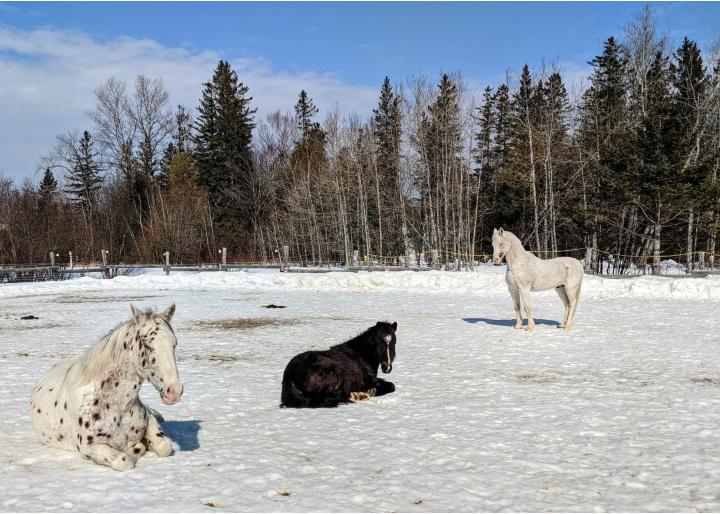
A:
52,294,162,304
690,377,720,386
190,317,300,331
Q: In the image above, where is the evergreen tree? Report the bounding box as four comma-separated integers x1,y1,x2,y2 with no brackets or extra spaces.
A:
194,60,256,224
373,77,404,254
294,90,320,140
65,131,102,208
578,36,631,268
38,167,58,204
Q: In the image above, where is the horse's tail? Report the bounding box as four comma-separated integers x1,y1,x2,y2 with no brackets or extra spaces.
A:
280,377,344,408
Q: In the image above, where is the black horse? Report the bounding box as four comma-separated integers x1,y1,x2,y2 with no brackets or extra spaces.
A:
280,321,398,408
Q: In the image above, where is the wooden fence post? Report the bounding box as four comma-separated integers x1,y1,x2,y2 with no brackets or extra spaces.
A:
281,245,289,272
164,251,170,275
49,251,55,267
101,249,110,279
584,247,592,273
698,251,705,270
353,249,359,269
431,250,439,270
68,251,73,269
221,247,227,271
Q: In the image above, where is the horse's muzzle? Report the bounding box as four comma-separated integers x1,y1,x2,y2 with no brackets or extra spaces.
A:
382,363,392,373
162,383,183,405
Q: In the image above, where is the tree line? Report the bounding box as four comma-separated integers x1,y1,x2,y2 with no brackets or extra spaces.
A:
1,6,719,273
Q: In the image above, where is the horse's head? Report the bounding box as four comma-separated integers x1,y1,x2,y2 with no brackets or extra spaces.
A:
130,304,183,405
492,227,510,265
373,321,397,373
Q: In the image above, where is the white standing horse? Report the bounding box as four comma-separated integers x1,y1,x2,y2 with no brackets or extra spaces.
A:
30,304,183,471
492,228,583,330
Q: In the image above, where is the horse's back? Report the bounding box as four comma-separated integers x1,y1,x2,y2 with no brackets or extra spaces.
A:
30,357,78,450
531,256,583,291
281,348,363,408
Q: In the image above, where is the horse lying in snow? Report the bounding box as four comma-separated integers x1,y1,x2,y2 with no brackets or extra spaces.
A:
492,228,583,331
30,304,183,471
281,322,398,408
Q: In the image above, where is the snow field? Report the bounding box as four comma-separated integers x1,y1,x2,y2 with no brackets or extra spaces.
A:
1,267,720,511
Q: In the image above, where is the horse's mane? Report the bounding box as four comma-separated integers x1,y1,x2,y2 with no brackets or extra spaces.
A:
330,324,378,351
501,230,524,248
71,308,154,387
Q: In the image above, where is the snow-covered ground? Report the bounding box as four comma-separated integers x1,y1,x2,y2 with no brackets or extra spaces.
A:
2,266,720,512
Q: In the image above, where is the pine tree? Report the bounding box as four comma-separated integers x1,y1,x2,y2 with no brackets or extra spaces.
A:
294,90,320,140
194,60,256,224
670,38,707,271
578,37,631,269
511,64,541,249
373,77,404,255
38,167,58,204
635,51,676,272
65,131,102,208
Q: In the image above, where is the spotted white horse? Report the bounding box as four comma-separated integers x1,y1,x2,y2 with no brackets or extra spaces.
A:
30,304,183,471
492,228,583,330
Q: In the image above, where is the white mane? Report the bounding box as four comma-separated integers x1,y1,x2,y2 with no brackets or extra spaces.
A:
71,309,155,386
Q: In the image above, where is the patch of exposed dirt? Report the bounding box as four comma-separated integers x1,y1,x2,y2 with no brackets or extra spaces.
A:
190,354,257,363
52,295,162,304
690,377,720,386
188,317,300,331
0,323,64,331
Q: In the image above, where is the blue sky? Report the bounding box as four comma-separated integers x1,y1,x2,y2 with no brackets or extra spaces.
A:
0,2,719,181
4,2,719,86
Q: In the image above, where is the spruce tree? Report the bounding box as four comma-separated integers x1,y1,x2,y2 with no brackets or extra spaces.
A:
38,167,58,204
194,60,256,224
65,130,102,208
373,77,404,255
294,90,320,140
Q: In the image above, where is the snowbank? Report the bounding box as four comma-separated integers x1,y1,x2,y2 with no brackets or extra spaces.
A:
2,265,720,301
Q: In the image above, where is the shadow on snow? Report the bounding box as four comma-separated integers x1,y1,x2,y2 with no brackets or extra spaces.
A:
463,317,559,327
161,419,202,452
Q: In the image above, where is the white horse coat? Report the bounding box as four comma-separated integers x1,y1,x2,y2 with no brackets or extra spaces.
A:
30,304,183,471
492,228,583,330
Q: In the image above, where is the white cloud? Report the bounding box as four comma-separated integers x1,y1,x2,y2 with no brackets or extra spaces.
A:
0,26,378,182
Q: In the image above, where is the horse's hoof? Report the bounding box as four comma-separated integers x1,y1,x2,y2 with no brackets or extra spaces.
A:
514,325,523,330
349,391,373,403
152,437,173,458
557,324,565,329
110,453,135,472
129,441,146,457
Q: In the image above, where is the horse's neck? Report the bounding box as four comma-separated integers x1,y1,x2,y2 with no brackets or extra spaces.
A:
504,238,531,268
339,338,379,372
78,323,143,401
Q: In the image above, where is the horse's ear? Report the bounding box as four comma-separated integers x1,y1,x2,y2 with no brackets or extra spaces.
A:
161,303,176,322
498,227,504,236
130,304,143,323
493,228,498,234
392,321,397,331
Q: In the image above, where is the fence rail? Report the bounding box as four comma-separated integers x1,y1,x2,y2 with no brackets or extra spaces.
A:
2,246,720,283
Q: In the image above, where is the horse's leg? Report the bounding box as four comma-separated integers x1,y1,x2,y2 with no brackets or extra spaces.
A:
555,285,570,328
564,283,582,330
80,442,135,471
142,407,173,457
519,286,535,331
509,287,523,329
375,378,395,396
